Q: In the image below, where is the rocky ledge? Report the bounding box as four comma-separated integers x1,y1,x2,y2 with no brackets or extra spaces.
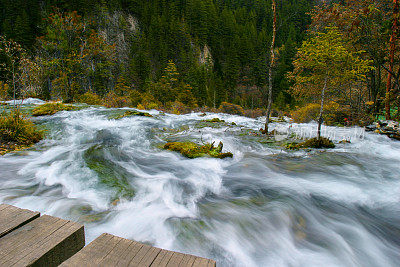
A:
365,120,400,141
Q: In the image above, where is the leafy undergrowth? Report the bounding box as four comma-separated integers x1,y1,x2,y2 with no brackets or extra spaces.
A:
0,109,43,155
164,141,233,159
32,102,79,116
109,110,153,120
286,137,335,150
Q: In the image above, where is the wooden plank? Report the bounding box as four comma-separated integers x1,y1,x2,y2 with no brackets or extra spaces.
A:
127,243,153,265
178,254,198,267
115,239,144,266
192,257,216,267
206,259,217,267
137,246,162,266
61,233,215,267
166,252,185,267
60,233,115,267
0,214,84,266
150,250,175,267
99,236,137,266
0,204,40,238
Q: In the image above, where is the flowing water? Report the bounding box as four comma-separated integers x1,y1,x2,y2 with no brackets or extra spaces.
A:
1,105,400,267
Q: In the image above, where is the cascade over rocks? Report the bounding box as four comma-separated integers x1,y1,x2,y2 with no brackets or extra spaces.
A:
366,120,400,141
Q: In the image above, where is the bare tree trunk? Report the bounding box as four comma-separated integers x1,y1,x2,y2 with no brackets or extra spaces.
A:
318,75,328,140
213,89,216,109
264,0,277,134
12,63,16,109
385,0,399,120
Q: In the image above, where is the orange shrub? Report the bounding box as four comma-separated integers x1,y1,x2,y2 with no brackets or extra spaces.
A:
166,101,191,114
291,102,349,126
76,91,103,105
103,91,131,108
219,102,245,116
0,81,9,101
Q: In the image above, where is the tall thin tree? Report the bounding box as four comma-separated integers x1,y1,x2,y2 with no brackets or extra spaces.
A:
385,0,399,120
264,0,277,134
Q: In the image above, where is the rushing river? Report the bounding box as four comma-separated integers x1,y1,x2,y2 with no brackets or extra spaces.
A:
1,105,400,267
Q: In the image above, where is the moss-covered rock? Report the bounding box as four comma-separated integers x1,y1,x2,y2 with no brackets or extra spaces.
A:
109,110,153,120
163,141,233,159
301,137,335,148
286,137,335,150
204,118,225,123
83,145,135,200
196,118,236,129
32,102,78,116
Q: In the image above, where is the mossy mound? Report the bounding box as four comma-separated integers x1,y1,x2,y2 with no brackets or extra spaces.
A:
204,118,225,123
196,118,236,129
109,110,153,120
301,137,335,148
0,110,43,155
163,141,233,159
32,102,78,116
286,137,335,150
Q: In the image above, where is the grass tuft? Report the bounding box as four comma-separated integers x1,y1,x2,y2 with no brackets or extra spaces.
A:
0,109,43,155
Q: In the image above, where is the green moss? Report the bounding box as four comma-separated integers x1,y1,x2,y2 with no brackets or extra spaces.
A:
285,137,335,150
163,141,233,159
32,102,78,116
0,110,43,155
109,110,153,120
301,137,335,149
196,118,235,129
204,118,225,123
285,142,301,150
83,145,135,200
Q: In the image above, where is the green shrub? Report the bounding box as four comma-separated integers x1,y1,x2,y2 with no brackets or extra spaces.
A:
103,91,131,108
291,102,349,126
76,92,103,105
219,102,245,116
166,101,191,114
130,90,143,107
0,110,43,154
0,81,9,101
32,102,77,116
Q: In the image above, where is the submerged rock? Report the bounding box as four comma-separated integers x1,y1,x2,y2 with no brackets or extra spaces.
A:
163,141,233,159
109,110,153,120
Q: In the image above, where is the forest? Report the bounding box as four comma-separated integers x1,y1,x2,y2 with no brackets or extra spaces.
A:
1,1,400,266
1,0,398,123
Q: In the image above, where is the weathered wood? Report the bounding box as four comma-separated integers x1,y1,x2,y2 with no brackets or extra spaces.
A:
166,252,185,266
0,204,40,238
61,233,216,267
151,249,175,267
0,214,84,266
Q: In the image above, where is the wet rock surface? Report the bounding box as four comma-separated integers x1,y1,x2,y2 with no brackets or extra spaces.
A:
366,120,400,141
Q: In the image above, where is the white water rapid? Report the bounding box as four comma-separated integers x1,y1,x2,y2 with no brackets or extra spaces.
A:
0,106,399,267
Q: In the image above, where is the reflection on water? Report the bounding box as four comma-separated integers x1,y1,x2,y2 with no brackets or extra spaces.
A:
0,106,399,267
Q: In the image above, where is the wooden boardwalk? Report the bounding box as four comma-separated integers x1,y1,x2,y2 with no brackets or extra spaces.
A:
0,204,216,267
